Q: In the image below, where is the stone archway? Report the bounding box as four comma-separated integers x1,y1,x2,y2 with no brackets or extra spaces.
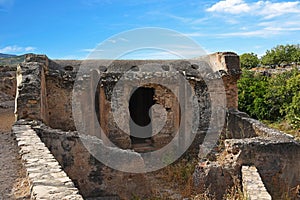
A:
129,87,155,144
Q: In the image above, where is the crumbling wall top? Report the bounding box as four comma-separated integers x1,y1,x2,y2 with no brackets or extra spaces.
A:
208,52,241,76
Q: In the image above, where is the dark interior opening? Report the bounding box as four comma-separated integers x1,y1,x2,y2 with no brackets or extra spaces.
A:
129,87,155,144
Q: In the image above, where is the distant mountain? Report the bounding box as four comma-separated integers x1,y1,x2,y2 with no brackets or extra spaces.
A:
0,54,25,66
0,53,17,58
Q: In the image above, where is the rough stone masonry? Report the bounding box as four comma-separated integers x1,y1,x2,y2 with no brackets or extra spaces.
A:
9,52,300,199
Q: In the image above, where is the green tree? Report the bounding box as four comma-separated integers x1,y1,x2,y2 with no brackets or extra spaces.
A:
264,71,293,120
285,73,300,128
238,67,300,125
261,44,299,67
291,44,300,65
240,53,259,69
261,49,276,67
238,70,270,119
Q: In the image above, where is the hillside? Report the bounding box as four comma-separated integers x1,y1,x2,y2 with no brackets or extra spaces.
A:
0,55,25,66
0,53,16,58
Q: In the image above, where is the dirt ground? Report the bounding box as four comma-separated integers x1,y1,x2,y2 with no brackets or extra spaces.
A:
0,108,30,200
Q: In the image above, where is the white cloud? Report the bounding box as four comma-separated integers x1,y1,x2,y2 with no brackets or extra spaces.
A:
215,25,300,37
185,28,281,38
81,48,104,53
146,11,209,26
164,13,194,24
258,1,300,19
0,45,36,54
264,27,300,31
216,29,278,37
0,45,22,53
257,16,300,32
24,46,36,51
206,0,300,19
206,0,251,14
107,37,129,44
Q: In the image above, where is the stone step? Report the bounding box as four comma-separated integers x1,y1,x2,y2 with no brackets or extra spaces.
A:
132,143,157,153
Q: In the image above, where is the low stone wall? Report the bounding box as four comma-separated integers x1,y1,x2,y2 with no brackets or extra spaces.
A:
192,109,300,200
225,109,258,139
12,120,83,200
241,166,271,200
224,110,300,199
226,109,295,139
224,137,300,199
31,122,152,199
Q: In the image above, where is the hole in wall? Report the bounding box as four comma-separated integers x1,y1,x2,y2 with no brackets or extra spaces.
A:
99,66,107,72
64,65,74,71
161,65,170,71
191,64,199,70
130,66,139,72
129,87,155,144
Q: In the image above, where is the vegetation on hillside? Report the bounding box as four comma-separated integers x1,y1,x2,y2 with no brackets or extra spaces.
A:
238,44,300,139
0,55,25,66
0,53,16,58
261,44,300,67
238,68,300,139
240,53,260,69
240,44,300,69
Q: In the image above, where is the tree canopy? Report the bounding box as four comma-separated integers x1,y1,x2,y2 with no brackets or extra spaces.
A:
240,44,300,69
238,68,300,128
261,44,299,66
240,53,259,69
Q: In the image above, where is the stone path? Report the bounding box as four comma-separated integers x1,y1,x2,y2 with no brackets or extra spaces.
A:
0,108,30,200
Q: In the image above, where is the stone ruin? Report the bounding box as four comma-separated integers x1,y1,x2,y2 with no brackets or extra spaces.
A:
4,52,300,199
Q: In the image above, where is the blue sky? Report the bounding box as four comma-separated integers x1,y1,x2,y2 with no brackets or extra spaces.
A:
0,0,300,59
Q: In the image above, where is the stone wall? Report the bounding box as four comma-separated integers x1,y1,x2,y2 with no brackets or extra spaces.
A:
192,109,300,200
0,65,16,108
209,52,241,109
225,134,300,199
226,109,295,139
34,53,241,151
0,65,16,97
15,55,49,123
32,122,153,199
98,73,187,150
45,61,78,131
242,166,271,200
12,52,300,199
13,52,250,199
12,121,83,200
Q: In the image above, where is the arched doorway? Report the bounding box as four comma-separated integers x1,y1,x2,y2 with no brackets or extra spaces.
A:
129,87,155,145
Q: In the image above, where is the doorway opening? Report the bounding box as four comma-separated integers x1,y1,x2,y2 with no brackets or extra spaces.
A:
129,87,155,145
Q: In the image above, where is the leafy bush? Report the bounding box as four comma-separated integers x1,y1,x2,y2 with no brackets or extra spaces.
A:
285,74,300,127
237,70,270,119
238,68,300,128
240,53,259,69
261,44,300,66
